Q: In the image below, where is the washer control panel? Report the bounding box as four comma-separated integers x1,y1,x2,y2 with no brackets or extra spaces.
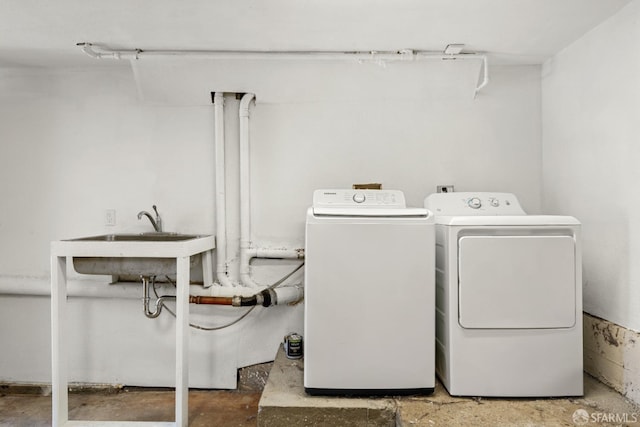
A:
425,192,526,216
313,189,406,209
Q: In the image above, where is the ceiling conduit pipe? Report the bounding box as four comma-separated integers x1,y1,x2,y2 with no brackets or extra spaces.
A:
77,42,139,60
79,44,479,64
77,43,490,96
213,92,234,287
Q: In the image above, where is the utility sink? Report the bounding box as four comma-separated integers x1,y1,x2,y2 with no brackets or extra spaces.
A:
71,232,200,242
68,233,207,277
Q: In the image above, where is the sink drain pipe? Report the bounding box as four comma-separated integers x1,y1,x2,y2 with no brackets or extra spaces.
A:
142,263,304,317
190,285,303,307
191,262,304,307
142,276,303,317
141,276,172,318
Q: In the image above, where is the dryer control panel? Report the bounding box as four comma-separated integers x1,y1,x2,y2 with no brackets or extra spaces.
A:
425,192,526,216
313,189,406,209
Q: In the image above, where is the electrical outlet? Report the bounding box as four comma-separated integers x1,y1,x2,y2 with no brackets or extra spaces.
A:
105,209,116,226
437,185,455,193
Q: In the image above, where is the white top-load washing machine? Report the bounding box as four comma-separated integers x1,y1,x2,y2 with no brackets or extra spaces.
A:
304,189,435,395
424,192,582,397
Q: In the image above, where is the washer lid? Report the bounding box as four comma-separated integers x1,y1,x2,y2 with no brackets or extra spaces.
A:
313,207,429,217
312,189,429,217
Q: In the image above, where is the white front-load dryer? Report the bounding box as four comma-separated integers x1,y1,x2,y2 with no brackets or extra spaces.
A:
304,189,435,396
425,192,583,397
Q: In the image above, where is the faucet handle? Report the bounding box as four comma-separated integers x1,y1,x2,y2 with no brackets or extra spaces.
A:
152,205,162,232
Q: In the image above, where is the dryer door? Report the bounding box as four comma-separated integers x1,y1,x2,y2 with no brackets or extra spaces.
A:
458,235,576,329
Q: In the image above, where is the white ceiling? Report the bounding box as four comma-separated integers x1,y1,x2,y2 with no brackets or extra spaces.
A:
0,0,633,68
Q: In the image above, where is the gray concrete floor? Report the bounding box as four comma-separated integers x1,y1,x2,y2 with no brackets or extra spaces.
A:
2,361,639,426
258,347,640,426
0,386,261,427
0,363,272,427
396,375,640,427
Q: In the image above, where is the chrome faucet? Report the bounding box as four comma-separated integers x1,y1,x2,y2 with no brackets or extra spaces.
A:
137,205,162,232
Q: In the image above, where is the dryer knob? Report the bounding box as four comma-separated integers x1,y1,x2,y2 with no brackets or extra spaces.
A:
353,193,366,203
468,197,482,209
490,198,499,207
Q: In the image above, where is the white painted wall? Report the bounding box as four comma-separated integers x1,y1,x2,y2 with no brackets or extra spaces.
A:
541,0,640,332
0,61,542,387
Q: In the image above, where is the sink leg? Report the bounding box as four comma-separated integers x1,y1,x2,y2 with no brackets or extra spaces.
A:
176,256,190,426
51,255,69,426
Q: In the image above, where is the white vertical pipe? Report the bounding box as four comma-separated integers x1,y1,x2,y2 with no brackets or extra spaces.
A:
214,93,234,287
201,249,214,288
238,93,260,288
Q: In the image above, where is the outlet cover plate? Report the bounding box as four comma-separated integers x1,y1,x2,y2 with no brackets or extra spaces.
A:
105,209,116,226
437,185,455,193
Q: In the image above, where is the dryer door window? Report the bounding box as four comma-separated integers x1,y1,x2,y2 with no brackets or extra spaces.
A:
458,235,576,329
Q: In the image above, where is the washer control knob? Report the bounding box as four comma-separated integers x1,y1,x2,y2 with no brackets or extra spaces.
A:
490,198,499,207
353,192,366,203
468,197,482,209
